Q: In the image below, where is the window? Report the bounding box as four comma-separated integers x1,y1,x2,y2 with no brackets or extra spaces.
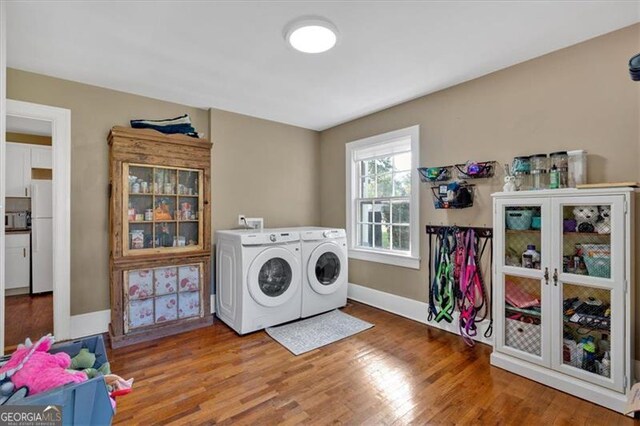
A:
346,125,420,269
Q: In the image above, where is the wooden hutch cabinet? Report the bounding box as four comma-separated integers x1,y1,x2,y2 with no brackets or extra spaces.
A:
108,126,213,348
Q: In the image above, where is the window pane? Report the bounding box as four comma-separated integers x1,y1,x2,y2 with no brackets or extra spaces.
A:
392,226,410,251
392,201,410,224
359,223,373,247
375,157,393,175
393,152,411,171
375,201,390,224
373,224,390,249
359,201,374,223
377,173,392,197
360,176,375,198
393,171,411,196
360,160,375,177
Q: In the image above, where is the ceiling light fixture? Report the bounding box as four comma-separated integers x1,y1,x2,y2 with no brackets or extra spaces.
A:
284,17,338,54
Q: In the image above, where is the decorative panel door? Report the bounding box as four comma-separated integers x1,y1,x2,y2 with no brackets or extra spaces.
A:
495,197,551,367
550,195,625,392
124,262,204,333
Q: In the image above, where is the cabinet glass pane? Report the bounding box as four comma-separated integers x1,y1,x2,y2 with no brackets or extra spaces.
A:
127,269,153,299
155,294,178,323
178,170,199,196
154,222,176,248
154,196,176,221
129,223,153,250
504,274,542,356
504,206,542,270
128,166,153,195
154,267,177,295
178,265,200,292
128,298,154,329
154,168,177,195
562,283,611,378
561,205,611,279
179,291,200,318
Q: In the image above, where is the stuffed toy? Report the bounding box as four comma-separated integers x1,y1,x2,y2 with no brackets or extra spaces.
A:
596,206,611,234
573,206,598,233
503,175,516,192
0,335,87,399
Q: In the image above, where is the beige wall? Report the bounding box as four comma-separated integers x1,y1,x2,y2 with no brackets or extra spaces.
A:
7,69,209,315
6,69,321,317
209,108,320,232
320,24,640,310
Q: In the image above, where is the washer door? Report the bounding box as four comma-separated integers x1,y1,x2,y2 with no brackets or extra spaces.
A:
248,247,300,307
307,242,347,295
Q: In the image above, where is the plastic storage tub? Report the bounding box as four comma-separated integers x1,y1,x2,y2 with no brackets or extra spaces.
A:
2,335,114,425
506,210,534,230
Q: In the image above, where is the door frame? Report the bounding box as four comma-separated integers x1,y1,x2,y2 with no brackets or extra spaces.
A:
0,0,6,355
1,99,71,354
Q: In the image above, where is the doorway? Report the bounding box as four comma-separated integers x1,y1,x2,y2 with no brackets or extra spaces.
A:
1,100,70,355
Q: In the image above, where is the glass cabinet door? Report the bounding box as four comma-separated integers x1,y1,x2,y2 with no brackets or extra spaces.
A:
551,196,625,392
124,164,203,255
496,198,551,367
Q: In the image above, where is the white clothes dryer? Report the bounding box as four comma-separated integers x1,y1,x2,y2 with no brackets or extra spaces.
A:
215,229,302,334
273,227,348,318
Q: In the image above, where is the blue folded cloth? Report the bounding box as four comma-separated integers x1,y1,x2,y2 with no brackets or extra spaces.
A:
130,114,199,137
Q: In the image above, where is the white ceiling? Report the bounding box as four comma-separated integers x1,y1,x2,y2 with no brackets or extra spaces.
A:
6,115,51,136
6,1,640,131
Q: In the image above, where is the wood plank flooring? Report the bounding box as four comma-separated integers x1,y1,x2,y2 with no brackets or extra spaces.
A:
4,292,53,353
109,301,633,425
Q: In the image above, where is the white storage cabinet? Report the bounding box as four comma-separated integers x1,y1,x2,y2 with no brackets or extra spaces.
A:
491,188,634,414
5,233,30,290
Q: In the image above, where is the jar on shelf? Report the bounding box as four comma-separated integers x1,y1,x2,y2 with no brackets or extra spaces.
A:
530,154,548,190
568,149,587,187
512,156,531,191
550,151,569,188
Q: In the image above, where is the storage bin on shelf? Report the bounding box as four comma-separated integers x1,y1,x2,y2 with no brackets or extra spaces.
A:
431,182,475,209
417,166,452,183
454,161,497,179
1,335,114,426
505,317,541,356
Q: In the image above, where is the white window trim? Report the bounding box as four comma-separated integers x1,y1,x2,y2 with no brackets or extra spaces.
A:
345,125,420,269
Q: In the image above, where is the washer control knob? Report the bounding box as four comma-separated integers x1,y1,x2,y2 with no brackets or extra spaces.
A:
323,230,333,238
270,234,277,242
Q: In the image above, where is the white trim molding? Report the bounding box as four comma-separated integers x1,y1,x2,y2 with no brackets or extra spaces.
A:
347,282,493,346
70,310,110,340
0,0,7,356
345,125,420,270
4,100,72,344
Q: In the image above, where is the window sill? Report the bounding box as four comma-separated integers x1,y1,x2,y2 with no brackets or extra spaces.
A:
348,248,420,270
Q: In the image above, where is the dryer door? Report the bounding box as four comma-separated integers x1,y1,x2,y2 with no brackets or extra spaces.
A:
307,242,347,295
247,247,300,307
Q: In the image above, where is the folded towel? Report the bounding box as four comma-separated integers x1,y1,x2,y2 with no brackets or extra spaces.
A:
130,114,199,137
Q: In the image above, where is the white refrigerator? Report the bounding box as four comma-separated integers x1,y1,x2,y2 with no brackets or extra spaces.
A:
31,179,53,294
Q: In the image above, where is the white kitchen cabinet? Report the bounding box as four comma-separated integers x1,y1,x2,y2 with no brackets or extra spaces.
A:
31,146,52,169
491,188,634,414
5,233,30,290
5,142,32,197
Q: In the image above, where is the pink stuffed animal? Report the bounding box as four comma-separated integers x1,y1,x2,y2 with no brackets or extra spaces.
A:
0,335,87,396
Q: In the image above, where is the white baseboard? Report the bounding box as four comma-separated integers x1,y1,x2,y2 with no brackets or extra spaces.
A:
67,300,217,341
69,309,110,339
348,283,494,346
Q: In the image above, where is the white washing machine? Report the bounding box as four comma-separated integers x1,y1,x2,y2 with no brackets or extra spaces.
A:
215,229,302,335
274,227,348,317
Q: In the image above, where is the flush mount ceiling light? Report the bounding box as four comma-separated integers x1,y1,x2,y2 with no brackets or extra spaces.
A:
284,17,338,54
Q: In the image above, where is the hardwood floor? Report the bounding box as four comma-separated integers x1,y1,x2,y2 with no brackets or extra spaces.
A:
4,292,53,353
109,301,632,425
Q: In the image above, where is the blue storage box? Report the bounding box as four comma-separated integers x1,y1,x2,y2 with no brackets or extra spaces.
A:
2,335,114,425
506,209,534,230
